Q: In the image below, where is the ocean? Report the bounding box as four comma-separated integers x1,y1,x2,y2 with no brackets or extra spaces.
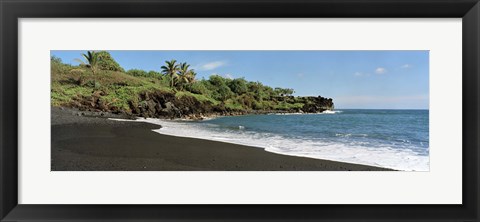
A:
141,109,429,171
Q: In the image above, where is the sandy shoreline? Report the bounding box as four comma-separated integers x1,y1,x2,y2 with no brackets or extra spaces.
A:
51,107,391,171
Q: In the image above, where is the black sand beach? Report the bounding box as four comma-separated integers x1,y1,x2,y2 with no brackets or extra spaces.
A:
51,107,390,171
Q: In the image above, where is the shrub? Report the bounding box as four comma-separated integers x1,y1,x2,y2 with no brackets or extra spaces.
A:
148,71,162,78
186,81,211,95
51,55,62,64
252,100,265,110
228,78,248,95
51,56,75,76
127,69,148,77
97,51,125,72
208,75,234,101
158,75,171,87
274,87,295,96
236,94,255,109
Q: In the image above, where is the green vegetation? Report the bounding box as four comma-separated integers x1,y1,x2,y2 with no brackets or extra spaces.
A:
77,51,100,75
51,51,333,117
97,51,125,72
161,59,180,89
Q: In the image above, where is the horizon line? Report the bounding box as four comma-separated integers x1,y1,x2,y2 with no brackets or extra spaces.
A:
335,108,429,110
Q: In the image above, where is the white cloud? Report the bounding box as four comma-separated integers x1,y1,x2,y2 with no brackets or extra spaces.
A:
354,72,370,77
198,61,226,71
224,74,233,79
375,67,387,74
401,64,412,68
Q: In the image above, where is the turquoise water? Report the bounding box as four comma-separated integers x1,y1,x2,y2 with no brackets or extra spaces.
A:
202,110,429,155
145,110,429,171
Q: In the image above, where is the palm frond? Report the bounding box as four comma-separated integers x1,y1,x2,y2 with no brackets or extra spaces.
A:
74,58,86,65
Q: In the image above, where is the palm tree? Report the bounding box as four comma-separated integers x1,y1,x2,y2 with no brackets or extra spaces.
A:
176,62,198,90
187,70,197,83
78,51,100,75
177,63,190,85
161,60,179,89
75,51,101,88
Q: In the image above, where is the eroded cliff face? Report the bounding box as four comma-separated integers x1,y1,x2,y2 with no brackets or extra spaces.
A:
275,96,334,113
68,90,334,119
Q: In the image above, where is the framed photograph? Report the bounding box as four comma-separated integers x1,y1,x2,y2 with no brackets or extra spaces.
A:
1,0,479,221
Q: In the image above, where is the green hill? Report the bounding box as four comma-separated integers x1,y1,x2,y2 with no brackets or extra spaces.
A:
51,51,334,119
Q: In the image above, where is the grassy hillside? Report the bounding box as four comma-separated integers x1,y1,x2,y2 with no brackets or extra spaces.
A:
51,51,334,119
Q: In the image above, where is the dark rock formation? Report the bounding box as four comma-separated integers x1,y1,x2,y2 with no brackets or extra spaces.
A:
299,96,334,113
68,90,334,120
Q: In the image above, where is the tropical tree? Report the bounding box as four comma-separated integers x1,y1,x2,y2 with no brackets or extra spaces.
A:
228,78,248,94
74,51,102,88
161,60,180,89
274,87,295,97
208,75,234,101
77,51,100,75
177,62,191,85
186,70,197,83
176,62,197,90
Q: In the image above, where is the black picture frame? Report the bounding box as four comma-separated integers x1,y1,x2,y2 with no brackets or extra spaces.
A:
1,0,479,221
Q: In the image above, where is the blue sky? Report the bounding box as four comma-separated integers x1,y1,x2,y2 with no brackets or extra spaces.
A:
51,50,429,109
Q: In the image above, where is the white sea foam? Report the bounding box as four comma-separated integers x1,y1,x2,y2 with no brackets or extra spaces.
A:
322,110,342,114
272,112,304,115
124,118,429,171
108,118,136,122
272,110,342,115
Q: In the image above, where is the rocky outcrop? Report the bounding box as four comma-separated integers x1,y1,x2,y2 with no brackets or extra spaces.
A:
68,90,334,120
70,90,123,114
127,91,208,119
299,96,334,113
